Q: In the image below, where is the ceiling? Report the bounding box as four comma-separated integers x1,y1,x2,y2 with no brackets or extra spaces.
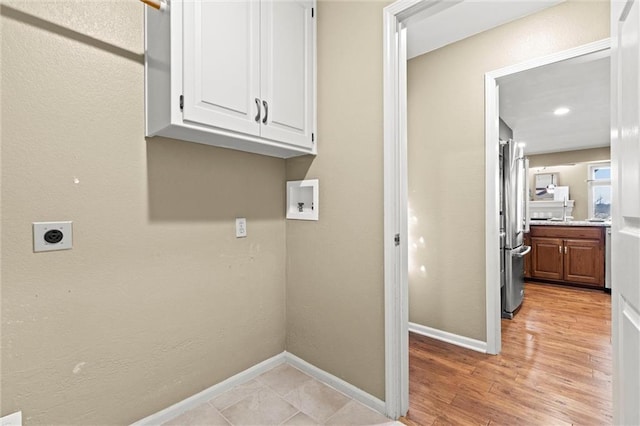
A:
498,50,610,155
405,0,610,156
406,0,562,60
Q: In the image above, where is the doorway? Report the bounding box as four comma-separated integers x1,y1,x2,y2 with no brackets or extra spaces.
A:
485,39,611,352
382,0,613,419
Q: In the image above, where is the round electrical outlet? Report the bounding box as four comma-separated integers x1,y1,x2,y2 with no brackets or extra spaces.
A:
44,229,64,244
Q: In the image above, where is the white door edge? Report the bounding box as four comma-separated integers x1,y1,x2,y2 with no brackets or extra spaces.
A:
610,0,640,422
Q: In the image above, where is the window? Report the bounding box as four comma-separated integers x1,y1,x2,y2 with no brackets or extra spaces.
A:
588,162,611,219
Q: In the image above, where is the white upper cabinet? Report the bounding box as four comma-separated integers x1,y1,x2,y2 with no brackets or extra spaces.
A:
145,0,316,158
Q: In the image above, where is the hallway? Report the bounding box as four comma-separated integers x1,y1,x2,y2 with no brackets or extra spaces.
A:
402,283,612,425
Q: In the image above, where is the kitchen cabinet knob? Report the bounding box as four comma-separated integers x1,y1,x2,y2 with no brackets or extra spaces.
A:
262,100,269,124
254,98,261,123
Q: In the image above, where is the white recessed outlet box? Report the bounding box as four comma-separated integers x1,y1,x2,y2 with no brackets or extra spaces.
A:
287,179,319,221
235,218,247,238
0,410,22,426
33,221,73,252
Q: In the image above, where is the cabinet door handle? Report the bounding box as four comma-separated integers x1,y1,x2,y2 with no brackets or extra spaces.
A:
564,246,567,255
254,98,261,123
559,245,562,254
262,100,269,124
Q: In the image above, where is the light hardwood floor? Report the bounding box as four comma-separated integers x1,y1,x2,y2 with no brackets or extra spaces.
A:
402,282,612,425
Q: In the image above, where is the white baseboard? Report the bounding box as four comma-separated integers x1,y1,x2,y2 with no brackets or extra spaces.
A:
284,352,387,417
409,322,487,354
131,353,287,426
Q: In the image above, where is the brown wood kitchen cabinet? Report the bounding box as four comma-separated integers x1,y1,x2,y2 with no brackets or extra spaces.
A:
528,225,606,288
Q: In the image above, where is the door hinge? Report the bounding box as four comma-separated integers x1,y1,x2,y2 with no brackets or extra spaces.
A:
179,95,184,111
311,7,314,18
312,133,315,142
394,234,400,246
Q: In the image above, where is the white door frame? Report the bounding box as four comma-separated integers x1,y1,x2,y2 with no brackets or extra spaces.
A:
382,0,611,416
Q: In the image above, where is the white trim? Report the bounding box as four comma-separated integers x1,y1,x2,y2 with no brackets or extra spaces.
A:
131,352,389,426
486,38,611,80
483,38,611,356
397,23,410,420
485,71,502,355
131,353,286,426
383,1,414,420
409,323,488,354
283,352,387,416
409,322,488,354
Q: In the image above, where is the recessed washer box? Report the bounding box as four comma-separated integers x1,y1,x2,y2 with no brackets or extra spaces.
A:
33,221,73,252
0,410,22,426
287,179,318,221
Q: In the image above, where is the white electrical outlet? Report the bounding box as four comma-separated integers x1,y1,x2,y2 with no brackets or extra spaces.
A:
235,218,247,238
33,221,73,252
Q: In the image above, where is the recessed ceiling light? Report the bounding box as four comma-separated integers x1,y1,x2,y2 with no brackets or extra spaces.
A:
554,107,570,116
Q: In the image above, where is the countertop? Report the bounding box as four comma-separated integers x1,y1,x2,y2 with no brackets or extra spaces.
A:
529,220,611,227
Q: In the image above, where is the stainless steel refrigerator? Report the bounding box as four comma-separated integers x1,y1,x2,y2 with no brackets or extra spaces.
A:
500,139,530,319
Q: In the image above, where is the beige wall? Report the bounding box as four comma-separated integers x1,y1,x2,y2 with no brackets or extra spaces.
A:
407,1,610,340
1,2,286,424
528,147,611,220
285,0,387,401
528,146,611,168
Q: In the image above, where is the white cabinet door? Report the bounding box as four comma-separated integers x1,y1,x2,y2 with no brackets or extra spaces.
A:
260,0,315,149
183,0,261,136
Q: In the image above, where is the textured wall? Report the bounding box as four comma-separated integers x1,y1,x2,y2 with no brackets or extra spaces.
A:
528,147,611,220
1,2,286,424
407,0,610,340
285,0,387,401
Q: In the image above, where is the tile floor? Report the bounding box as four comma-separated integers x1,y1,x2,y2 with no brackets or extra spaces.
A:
163,363,397,426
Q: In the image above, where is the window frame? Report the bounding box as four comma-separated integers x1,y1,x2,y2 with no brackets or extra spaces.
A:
587,161,612,219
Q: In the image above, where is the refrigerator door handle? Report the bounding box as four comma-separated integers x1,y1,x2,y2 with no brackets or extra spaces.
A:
524,157,530,233
514,245,531,257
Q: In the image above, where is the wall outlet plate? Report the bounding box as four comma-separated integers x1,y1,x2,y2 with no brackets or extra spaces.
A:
235,218,247,238
33,221,73,252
